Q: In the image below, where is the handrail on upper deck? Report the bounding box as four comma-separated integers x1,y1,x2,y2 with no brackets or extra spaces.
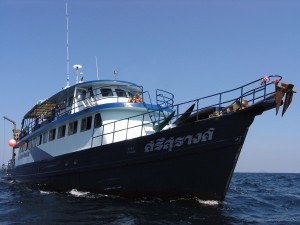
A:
91,75,285,147
21,75,283,141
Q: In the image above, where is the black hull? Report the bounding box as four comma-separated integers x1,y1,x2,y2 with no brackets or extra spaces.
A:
12,110,257,201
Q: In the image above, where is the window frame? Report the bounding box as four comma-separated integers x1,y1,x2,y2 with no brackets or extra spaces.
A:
81,116,92,132
94,113,102,128
68,121,78,136
115,89,127,97
58,125,66,139
100,88,113,97
49,128,56,141
42,131,48,144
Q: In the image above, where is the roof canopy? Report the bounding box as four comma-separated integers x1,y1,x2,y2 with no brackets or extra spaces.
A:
24,100,57,119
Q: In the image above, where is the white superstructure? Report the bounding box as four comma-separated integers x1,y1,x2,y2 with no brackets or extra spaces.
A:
15,80,174,166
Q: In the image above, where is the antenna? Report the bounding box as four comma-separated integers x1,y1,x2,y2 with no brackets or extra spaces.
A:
95,56,99,80
114,69,118,80
73,64,83,84
66,3,70,87
80,72,84,83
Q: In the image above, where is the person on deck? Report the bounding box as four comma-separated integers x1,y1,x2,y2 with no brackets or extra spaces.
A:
128,93,143,103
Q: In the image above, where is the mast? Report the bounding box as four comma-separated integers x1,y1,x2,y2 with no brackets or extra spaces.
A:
114,69,118,80
95,56,99,80
3,116,17,164
3,116,16,130
66,3,70,87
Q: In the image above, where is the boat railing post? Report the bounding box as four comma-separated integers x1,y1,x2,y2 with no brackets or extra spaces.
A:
196,99,200,121
241,87,244,103
101,125,104,146
140,114,145,137
263,83,267,100
112,121,116,143
126,118,129,140
218,93,222,112
176,104,180,122
91,126,94,148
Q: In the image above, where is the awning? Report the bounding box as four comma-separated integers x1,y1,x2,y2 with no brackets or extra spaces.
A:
24,100,57,119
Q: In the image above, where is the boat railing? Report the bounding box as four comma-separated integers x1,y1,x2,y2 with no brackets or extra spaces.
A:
91,75,282,147
156,89,174,108
21,85,149,137
22,76,280,144
91,112,154,147
174,75,281,121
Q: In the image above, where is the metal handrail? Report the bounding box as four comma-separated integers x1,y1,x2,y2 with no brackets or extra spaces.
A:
21,75,281,148
91,75,282,147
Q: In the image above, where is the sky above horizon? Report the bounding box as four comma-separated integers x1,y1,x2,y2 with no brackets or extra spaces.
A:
0,0,299,172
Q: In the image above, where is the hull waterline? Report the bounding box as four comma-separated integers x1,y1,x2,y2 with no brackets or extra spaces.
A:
12,109,255,201
5,75,294,201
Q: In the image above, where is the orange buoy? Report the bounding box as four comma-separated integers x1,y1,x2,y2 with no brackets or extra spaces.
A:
8,139,16,147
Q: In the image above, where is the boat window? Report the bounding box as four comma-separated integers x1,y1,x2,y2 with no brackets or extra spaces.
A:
94,113,102,128
43,132,48,144
128,92,133,98
62,99,67,108
28,140,32,149
38,134,43,145
49,128,56,141
32,139,36,148
58,125,66,139
20,142,27,151
68,121,78,135
68,96,73,107
101,88,113,97
115,89,127,97
94,88,101,99
77,90,86,100
81,116,92,132
33,138,37,147
88,87,94,98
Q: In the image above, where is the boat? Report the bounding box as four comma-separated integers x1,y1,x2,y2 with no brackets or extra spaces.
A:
1,163,12,181
4,74,294,201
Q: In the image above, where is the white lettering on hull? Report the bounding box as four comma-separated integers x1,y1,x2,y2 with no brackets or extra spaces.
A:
145,128,215,153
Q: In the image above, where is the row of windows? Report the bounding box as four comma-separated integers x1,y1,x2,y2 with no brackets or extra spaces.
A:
20,113,102,151
76,88,131,101
55,88,133,117
100,88,130,98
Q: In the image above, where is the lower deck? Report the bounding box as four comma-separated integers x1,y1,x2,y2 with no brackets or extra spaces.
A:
15,105,158,166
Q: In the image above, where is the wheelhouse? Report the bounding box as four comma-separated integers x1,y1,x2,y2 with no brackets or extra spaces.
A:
19,80,145,138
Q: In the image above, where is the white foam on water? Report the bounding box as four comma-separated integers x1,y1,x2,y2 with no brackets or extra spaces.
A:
40,190,53,195
69,189,90,197
169,197,220,206
196,199,220,206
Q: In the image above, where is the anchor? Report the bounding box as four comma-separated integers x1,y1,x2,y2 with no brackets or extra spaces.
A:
275,82,295,116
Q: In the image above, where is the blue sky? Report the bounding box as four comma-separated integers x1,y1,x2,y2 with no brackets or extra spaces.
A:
0,0,299,172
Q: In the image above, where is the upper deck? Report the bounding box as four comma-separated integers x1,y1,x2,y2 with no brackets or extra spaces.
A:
20,80,174,139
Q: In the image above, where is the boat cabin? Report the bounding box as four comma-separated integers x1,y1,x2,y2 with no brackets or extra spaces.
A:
20,80,147,137
15,80,174,166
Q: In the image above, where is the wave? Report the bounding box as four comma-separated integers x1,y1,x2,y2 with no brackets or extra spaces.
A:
0,173,299,224
39,190,56,195
196,199,220,206
68,189,90,197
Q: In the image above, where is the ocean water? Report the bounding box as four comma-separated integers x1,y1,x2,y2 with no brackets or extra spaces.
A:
0,173,299,225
